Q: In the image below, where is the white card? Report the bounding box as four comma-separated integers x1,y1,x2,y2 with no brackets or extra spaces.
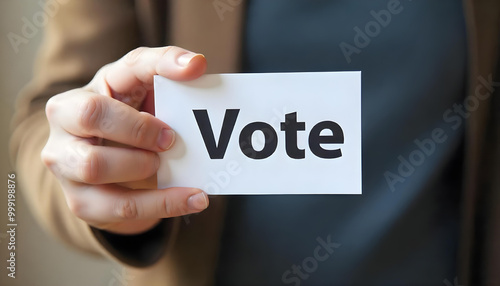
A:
154,72,361,195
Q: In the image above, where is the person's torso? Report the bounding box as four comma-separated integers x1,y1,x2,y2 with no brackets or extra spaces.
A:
215,1,468,285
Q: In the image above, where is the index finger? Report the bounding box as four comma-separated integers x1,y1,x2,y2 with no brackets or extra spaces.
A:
101,46,207,95
51,89,175,152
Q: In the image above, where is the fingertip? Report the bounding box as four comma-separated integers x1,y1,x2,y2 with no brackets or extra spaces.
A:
156,50,207,81
157,128,176,151
184,54,207,80
187,190,209,211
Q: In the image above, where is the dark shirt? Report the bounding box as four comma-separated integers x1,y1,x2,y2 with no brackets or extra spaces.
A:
216,1,467,285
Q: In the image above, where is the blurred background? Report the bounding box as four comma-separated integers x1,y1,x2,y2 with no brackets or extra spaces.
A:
0,1,120,285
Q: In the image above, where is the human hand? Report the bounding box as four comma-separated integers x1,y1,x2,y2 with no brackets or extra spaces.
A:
41,46,209,235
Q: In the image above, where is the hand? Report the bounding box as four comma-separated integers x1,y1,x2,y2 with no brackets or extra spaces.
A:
41,46,209,235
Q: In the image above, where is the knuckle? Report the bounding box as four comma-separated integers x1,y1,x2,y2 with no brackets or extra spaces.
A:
114,195,139,220
40,146,56,168
66,197,86,219
45,96,59,121
45,90,75,121
86,65,111,94
132,114,154,146
160,45,174,56
79,149,103,184
161,196,188,218
161,197,173,217
124,47,147,66
79,95,105,133
94,63,112,80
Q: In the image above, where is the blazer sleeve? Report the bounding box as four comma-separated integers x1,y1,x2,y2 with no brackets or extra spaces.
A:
9,0,177,267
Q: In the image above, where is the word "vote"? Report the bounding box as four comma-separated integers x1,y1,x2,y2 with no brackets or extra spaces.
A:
193,109,345,160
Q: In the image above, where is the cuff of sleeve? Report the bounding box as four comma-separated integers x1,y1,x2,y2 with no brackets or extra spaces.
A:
90,218,179,268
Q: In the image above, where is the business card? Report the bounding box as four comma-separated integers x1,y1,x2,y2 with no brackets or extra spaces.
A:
154,72,361,194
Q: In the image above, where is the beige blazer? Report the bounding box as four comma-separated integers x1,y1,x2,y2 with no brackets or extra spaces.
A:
10,0,500,285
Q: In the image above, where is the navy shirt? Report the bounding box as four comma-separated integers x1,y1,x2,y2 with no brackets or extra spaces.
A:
215,1,467,285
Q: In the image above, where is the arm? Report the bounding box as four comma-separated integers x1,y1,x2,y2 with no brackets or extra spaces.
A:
10,0,208,267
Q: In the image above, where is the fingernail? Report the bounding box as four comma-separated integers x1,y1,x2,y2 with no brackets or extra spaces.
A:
157,129,175,150
187,192,208,211
176,52,199,67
